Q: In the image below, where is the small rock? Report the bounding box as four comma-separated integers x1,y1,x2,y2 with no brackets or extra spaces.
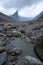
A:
15,48,22,55
8,55,17,62
0,47,5,53
6,44,15,54
11,48,22,56
12,61,16,65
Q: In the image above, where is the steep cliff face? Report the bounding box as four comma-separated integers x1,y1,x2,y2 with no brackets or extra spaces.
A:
35,35,43,62
11,11,19,21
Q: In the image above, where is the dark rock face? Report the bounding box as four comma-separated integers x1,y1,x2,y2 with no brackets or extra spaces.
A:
35,36,43,49
34,35,43,62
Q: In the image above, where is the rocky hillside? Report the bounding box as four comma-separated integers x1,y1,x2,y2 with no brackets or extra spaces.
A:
0,12,16,23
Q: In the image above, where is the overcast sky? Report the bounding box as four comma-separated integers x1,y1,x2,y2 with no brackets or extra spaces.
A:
0,0,43,17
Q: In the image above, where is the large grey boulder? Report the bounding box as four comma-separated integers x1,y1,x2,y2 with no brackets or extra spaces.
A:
16,55,43,65
0,52,7,65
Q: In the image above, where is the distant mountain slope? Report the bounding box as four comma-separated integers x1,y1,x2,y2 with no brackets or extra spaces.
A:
11,11,32,22
11,11,19,21
19,16,33,21
34,11,43,20
0,12,15,23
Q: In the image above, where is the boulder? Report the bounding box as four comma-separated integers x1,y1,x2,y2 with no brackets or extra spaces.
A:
22,55,43,65
34,35,43,62
16,55,43,65
9,56,17,62
0,52,7,65
6,31,22,37
0,47,5,53
6,44,15,54
11,48,22,56
6,46,22,56
15,48,22,55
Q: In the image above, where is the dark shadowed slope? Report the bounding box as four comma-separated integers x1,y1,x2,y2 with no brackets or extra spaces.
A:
0,12,16,23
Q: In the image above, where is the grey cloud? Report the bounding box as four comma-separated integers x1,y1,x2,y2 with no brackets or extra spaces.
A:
0,0,43,9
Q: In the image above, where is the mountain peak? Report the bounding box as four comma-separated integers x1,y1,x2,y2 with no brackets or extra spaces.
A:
11,11,19,20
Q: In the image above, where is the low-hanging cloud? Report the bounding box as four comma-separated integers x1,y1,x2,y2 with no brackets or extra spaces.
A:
0,0,43,15
0,0,43,9
18,2,43,17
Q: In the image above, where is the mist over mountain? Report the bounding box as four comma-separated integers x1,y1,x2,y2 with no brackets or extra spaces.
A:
11,11,33,22
11,11,43,22
0,10,43,23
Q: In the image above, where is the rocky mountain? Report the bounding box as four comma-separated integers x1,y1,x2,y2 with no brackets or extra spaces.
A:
11,11,32,22
34,11,43,20
11,11,19,21
0,12,15,23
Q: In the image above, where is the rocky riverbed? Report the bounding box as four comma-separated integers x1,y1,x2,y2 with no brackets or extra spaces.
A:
0,22,43,65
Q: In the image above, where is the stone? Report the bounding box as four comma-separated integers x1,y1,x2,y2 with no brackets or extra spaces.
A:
11,48,22,56
6,44,15,54
9,62,13,65
22,55,43,65
12,61,16,65
0,52,7,65
8,55,17,62
16,55,43,65
0,47,5,53
15,48,22,55
6,45,22,55
34,35,43,62
12,31,22,37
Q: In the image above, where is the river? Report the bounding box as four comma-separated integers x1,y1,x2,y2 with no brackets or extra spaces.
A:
5,37,38,65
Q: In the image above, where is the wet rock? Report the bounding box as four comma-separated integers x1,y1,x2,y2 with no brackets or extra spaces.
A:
0,51,7,65
0,47,5,53
11,48,22,56
6,44,15,54
9,62,13,65
8,55,17,62
15,48,22,55
25,37,32,43
6,46,22,56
